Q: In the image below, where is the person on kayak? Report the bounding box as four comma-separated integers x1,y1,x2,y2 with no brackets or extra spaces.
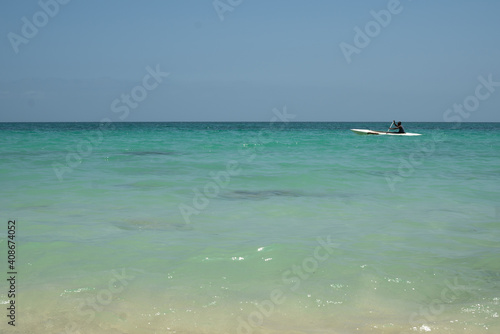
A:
389,121,405,133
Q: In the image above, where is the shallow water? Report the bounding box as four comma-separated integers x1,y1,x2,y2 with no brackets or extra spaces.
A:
1,122,499,333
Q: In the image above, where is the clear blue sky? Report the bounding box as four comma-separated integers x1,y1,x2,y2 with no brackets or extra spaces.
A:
1,0,499,121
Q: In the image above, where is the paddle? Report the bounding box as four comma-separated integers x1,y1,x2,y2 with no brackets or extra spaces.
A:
387,121,395,133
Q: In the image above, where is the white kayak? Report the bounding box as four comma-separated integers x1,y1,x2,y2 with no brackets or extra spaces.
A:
350,129,421,136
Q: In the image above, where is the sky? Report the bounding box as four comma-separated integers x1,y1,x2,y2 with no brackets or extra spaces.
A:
0,0,499,122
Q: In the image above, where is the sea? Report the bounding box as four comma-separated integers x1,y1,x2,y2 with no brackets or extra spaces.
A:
0,122,499,334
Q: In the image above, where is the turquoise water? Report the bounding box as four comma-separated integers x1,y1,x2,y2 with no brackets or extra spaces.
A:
1,122,499,333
